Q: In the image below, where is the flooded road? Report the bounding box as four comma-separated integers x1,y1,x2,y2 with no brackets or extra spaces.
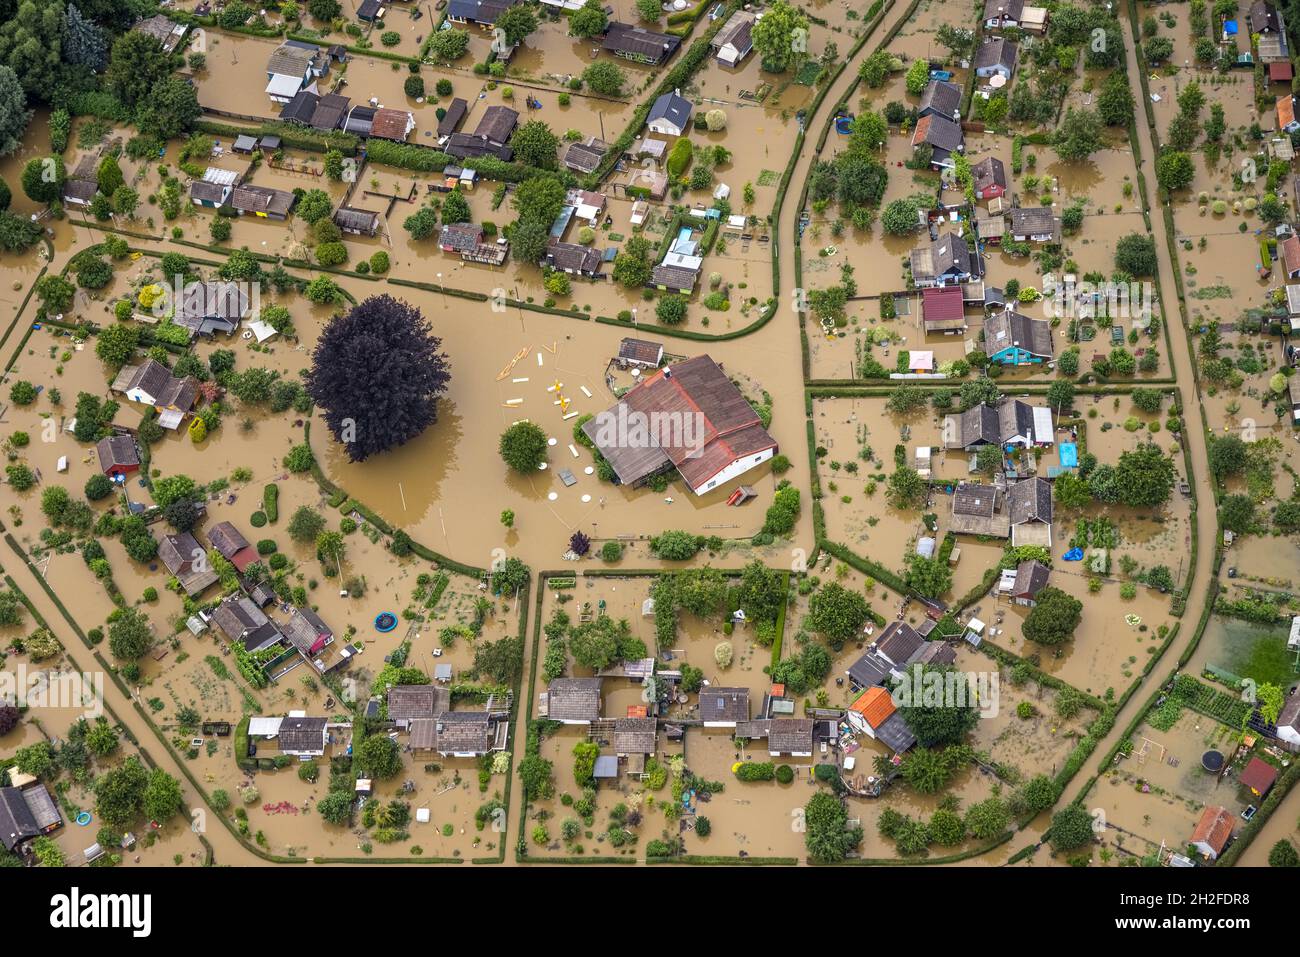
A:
1059,4,1218,814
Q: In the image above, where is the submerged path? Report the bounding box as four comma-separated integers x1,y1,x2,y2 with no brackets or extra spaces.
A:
1000,8,1219,862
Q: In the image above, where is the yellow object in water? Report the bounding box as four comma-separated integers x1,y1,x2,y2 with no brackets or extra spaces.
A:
129,251,142,261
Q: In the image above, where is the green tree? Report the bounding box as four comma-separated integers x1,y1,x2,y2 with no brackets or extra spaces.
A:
356,733,402,779
807,582,870,649
21,154,63,203
106,28,175,109
905,57,929,96
752,0,809,73
510,120,560,170
108,607,152,660
137,76,201,141
1022,587,1083,645
1114,233,1158,276
495,4,538,46
1114,443,1174,506
94,756,150,827
1049,804,1095,851
142,768,183,822
0,65,30,156
499,421,548,473
1053,108,1105,162
804,792,862,863
568,0,607,38
1156,150,1194,192
581,60,626,96
895,665,980,746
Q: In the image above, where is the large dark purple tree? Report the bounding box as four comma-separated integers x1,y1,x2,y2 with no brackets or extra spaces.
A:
306,295,451,461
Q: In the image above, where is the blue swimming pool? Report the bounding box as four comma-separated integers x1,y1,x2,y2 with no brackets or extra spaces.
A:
1059,442,1078,469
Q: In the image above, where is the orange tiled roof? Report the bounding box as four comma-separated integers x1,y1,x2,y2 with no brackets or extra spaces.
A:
849,686,896,729
1190,805,1233,854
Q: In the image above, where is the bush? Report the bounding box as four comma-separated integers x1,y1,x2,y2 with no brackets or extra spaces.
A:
775,764,794,784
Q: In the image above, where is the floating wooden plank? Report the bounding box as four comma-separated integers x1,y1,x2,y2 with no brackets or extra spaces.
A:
580,386,593,398
536,352,544,366
496,346,529,380
543,341,558,353
568,444,580,457
505,398,523,405
562,411,580,420
512,377,529,383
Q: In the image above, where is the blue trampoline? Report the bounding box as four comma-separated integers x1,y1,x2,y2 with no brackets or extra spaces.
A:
374,612,398,633
1059,442,1079,469
834,114,854,135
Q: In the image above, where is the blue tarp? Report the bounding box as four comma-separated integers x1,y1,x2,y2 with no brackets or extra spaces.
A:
1063,548,1084,561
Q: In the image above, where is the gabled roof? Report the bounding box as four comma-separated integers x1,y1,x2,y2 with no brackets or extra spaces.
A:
447,0,519,23
580,354,778,491
190,180,230,204
545,677,602,721
387,684,450,723
975,37,1018,72
911,233,974,281
333,206,380,233
603,22,681,62
1282,232,1300,273
267,43,317,79
911,113,964,153
280,90,319,124
768,718,815,753
613,717,657,753
0,787,41,851
370,108,415,142
848,650,891,688
283,606,332,659
711,9,755,54
203,521,247,558
445,132,514,161
947,403,1000,449
96,434,139,470
211,595,282,651
1250,0,1280,32
698,686,749,722
440,222,484,251
1012,559,1051,598
849,686,896,729
473,105,519,145
230,185,294,216
160,531,220,596
876,621,924,667
984,309,1053,358
311,93,350,131
618,337,663,365
922,285,966,329
1190,804,1234,855
438,98,468,137
972,156,1006,193
277,715,328,752
564,138,609,173
1009,477,1052,525
1241,757,1278,793
546,240,602,273
983,0,1024,19
919,80,962,118
411,712,496,753
647,91,693,131
1009,206,1061,241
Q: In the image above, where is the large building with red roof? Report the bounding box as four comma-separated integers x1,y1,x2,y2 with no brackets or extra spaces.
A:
581,354,778,496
